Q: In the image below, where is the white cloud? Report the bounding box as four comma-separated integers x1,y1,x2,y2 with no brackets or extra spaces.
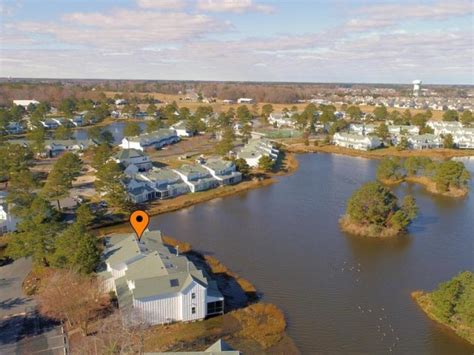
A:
2,28,472,84
346,0,473,31
1,0,472,83
13,9,229,49
136,0,186,10
196,0,274,14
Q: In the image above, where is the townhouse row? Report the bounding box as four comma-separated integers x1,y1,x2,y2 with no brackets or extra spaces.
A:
121,155,242,203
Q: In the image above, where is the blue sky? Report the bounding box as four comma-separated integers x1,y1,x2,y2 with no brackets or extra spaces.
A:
1,0,473,84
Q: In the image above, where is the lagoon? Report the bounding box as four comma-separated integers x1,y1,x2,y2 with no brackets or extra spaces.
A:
149,153,474,354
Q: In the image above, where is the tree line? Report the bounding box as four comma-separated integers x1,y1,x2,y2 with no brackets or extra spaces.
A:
376,157,470,193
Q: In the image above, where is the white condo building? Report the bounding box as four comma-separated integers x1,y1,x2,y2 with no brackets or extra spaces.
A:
99,229,224,326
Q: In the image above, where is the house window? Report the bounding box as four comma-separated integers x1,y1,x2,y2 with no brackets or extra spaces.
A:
207,301,224,315
191,307,196,314
191,293,196,299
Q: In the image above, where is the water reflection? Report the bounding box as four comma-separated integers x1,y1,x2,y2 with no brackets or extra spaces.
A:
148,153,474,354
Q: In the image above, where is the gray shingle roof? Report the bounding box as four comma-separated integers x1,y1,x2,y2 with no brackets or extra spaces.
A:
115,148,146,160
104,230,221,302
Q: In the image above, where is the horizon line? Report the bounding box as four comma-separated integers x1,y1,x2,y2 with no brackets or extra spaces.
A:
1,76,473,87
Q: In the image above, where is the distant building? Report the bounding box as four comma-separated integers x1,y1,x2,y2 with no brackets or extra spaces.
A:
237,138,280,167
348,123,377,136
113,149,153,172
171,120,194,137
332,132,382,151
120,129,180,151
44,140,91,157
13,99,39,108
201,158,242,185
99,229,224,326
115,99,127,106
39,119,60,130
237,98,254,104
426,121,463,136
388,125,420,135
454,135,474,149
132,168,190,200
5,122,24,134
413,80,422,97
407,134,443,150
0,192,18,235
13,139,95,157
173,164,219,193
268,113,295,128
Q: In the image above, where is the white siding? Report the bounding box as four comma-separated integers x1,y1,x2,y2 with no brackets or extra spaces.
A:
181,282,206,321
101,278,116,293
131,281,207,324
134,295,182,325
108,264,127,279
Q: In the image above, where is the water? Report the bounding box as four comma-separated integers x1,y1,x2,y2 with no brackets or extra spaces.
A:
149,153,474,354
74,121,147,143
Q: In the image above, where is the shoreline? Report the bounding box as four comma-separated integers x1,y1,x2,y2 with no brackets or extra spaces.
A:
281,141,474,160
379,176,469,198
94,177,277,233
339,215,403,238
93,152,299,233
154,236,299,353
411,291,474,346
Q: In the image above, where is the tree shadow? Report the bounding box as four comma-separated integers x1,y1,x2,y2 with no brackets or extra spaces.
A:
0,310,60,347
0,297,29,311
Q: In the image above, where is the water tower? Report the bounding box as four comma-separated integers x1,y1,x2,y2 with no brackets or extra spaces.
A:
412,80,422,97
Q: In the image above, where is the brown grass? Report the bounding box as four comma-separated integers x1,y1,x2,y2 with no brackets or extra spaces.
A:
162,235,192,253
142,303,299,353
283,142,474,160
204,255,257,295
204,255,229,274
405,176,468,198
231,303,287,349
339,215,402,238
22,266,55,296
412,291,474,345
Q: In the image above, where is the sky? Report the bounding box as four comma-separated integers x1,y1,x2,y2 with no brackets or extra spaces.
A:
1,0,473,84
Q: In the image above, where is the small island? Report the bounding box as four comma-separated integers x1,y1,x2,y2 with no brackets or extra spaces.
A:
412,271,474,345
340,181,418,238
376,157,471,198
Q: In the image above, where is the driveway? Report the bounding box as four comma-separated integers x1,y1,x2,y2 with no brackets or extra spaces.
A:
0,258,35,319
0,258,36,353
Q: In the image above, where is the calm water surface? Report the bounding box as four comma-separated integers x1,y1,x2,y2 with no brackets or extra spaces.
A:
149,154,474,354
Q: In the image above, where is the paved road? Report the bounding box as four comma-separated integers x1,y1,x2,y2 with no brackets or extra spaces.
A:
0,258,35,319
0,258,67,354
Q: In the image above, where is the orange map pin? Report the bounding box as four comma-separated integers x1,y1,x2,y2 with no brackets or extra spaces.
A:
130,210,150,241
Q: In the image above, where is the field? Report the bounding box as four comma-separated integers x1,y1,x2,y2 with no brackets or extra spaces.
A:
103,91,445,120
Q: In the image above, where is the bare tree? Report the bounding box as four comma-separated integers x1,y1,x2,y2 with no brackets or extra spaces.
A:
71,311,146,354
36,270,109,336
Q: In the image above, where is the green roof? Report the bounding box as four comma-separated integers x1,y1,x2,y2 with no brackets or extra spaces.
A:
175,164,209,176
103,230,222,301
204,158,233,172
145,339,240,354
115,276,133,310
103,234,142,266
115,148,146,160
